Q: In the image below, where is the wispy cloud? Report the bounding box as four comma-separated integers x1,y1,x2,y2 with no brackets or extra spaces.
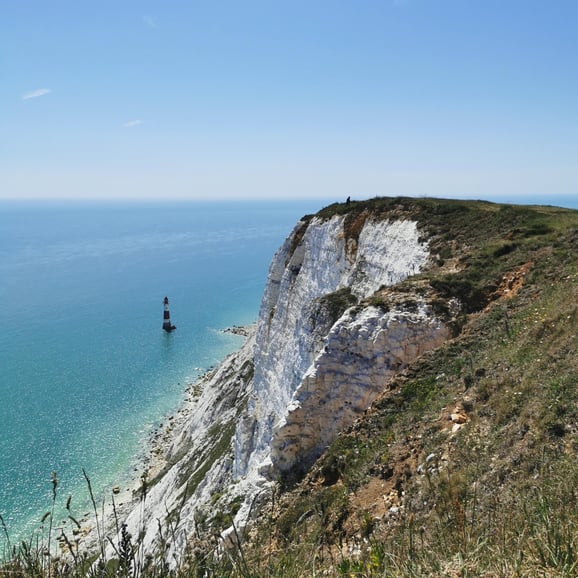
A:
142,15,157,29
123,119,144,128
22,88,51,100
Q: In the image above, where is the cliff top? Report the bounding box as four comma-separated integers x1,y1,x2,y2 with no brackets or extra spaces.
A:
238,196,578,576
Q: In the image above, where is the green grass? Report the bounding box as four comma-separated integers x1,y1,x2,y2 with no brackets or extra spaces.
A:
315,287,358,325
2,196,578,577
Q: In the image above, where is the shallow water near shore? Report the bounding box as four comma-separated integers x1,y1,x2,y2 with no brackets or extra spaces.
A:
0,199,321,545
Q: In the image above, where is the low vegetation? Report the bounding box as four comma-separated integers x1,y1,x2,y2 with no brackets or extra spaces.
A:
2,197,578,577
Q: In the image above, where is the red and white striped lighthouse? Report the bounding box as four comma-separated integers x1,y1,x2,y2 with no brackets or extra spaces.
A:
162,296,176,332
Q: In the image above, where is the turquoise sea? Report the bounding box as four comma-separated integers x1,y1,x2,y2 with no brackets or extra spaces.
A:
0,200,322,545
1,194,576,547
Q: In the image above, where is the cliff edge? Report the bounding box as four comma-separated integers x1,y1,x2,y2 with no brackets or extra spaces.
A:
111,197,578,576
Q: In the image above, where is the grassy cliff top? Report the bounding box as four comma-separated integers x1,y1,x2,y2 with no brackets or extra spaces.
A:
240,197,578,577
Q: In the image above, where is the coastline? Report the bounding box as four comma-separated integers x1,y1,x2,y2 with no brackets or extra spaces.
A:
74,324,255,556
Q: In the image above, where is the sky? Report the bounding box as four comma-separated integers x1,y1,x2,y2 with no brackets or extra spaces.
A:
3,0,578,202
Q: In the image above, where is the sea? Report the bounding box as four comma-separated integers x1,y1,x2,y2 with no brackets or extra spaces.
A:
0,194,576,548
0,199,322,547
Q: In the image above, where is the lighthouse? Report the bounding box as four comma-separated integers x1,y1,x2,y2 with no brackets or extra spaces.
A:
162,296,176,332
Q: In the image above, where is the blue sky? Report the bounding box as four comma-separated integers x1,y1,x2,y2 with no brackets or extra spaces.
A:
3,0,578,201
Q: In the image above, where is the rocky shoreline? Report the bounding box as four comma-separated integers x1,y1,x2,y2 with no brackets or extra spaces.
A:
222,324,252,338
74,325,255,556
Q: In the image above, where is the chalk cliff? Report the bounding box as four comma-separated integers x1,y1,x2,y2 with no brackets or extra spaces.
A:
234,216,430,481
96,197,578,575
268,301,451,476
116,202,457,560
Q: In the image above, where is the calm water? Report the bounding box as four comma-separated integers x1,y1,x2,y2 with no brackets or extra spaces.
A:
0,200,322,544
1,195,576,546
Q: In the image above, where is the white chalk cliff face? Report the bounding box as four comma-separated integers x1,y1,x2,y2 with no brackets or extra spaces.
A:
269,303,450,475
114,210,453,559
234,215,431,481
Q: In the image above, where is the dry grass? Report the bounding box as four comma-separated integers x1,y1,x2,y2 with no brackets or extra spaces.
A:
2,197,578,577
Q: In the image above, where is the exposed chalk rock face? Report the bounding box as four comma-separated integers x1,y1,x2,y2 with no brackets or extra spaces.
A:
113,208,454,565
269,303,451,475
234,215,430,479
